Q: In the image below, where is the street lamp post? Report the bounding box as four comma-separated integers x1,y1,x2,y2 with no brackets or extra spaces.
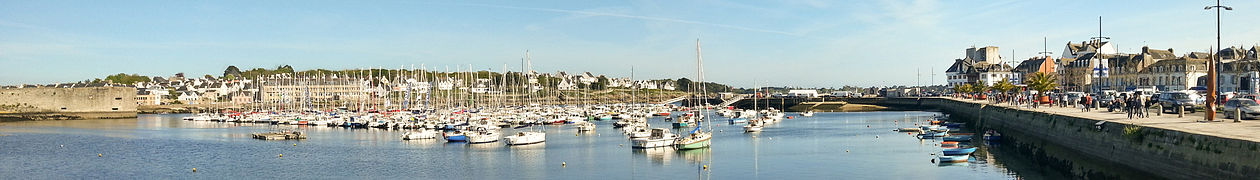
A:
1205,0,1232,122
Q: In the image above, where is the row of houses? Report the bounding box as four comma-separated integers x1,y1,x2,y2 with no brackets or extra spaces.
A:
946,39,1260,94
122,70,680,106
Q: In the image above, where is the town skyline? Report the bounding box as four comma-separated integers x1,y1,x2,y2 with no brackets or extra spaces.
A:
4,1,1260,87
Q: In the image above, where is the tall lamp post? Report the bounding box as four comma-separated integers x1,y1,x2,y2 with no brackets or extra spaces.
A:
1205,0,1231,121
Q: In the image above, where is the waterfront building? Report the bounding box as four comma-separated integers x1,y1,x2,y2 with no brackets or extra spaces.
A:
1136,57,1209,91
946,46,1015,87
134,90,160,105
787,90,819,98
1104,47,1172,90
1062,40,1118,59
259,77,367,107
1057,39,1120,92
177,91,200,104
1219,46,1260,93
1012,56,1057,85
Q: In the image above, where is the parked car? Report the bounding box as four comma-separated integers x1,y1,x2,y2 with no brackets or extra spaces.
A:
1065,92,1085,105
1224,98,1260,120
1237,94,1260,104
1159,92,1197,113
1097,94,1116,108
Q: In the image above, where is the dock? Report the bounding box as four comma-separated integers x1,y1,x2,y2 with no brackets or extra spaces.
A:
251,131,307,140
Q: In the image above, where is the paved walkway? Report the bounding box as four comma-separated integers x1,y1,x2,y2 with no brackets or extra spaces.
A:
950,98,1260,142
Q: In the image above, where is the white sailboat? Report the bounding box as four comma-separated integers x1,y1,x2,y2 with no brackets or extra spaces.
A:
675,39,713,150
505,51,547,146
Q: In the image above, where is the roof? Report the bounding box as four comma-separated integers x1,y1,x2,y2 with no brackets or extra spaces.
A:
945,59,973,73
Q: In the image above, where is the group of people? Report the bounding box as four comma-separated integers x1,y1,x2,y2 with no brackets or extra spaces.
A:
978,92,1158,120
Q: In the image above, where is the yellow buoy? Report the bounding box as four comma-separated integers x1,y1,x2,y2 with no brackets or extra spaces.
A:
562,161,566,167
98,153,102,157
703,165,708,170
278,154,283,158
294,143,297,146
192,168,197,172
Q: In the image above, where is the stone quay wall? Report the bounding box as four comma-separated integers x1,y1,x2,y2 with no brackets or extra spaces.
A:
872,97,1260,179
0,87,137,120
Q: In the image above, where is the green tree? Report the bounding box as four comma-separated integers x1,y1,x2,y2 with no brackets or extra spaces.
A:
593,76,609,90
224,65,242,78
104,73,151,84
676,78,693,92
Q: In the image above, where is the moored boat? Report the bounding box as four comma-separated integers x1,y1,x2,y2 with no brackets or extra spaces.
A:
942,147,977,156
444,131,468,142
504,131,546,145
631,128,677,148
402,130,438,140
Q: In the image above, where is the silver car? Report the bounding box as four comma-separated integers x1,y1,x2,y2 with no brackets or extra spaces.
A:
1224,98,1260,120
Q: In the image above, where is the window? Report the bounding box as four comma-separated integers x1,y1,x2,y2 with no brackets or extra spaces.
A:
111,107,119,111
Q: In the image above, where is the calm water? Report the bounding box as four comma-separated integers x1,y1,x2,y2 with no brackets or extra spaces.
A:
0,111,1115,179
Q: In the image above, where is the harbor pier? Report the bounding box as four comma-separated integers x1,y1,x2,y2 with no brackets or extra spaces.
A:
881,97,1260,179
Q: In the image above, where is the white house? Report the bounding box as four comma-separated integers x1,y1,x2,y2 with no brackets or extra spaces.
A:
178,92,201,104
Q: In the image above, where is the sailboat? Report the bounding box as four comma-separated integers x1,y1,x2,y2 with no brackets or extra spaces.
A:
675,39,713,150
505,51,546,146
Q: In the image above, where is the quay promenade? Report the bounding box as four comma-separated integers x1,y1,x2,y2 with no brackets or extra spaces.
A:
955,98,1260,143
917,97,1260,179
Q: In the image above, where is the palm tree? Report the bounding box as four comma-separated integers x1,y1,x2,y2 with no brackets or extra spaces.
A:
956,83,974,98
992,78,1016,102
1024,72,1058,104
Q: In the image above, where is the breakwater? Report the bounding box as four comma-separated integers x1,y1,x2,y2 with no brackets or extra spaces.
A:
880,97,1260,179
0,87,137,121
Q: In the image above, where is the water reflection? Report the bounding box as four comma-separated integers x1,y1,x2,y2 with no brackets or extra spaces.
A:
631,147,674,165
0,112,1166,179
677,148,711,165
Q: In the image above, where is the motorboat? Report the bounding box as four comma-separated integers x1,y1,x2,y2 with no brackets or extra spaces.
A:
631,128,677,148
402,130,438,140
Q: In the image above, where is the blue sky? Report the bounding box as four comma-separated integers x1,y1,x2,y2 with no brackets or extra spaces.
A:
3,0,1259,88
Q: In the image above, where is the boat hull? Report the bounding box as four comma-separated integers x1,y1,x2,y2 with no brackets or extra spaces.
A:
942,147,977,156
675,139,710,150
444,134,467,142
631,138,674,148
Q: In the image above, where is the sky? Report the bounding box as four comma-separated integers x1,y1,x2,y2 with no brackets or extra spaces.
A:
3,0,1260,88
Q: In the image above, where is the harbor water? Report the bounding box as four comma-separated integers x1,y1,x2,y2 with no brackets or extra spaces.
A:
0,111,1150,179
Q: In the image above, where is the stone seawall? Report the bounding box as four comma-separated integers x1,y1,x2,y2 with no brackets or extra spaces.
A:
0,87,137,120
886,97,1260,179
